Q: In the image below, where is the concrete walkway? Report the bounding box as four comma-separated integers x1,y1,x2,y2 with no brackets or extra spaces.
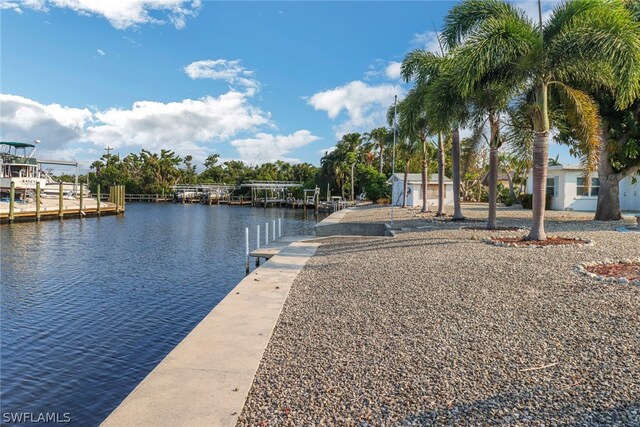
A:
101,241,320,427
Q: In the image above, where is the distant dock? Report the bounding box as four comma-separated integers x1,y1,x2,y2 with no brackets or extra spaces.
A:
1,184,125,223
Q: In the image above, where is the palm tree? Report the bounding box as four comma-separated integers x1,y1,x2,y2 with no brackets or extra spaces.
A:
363,127,389,174
443,0,640,239
395,87,435,212
436,132,446,216
402,49,468,220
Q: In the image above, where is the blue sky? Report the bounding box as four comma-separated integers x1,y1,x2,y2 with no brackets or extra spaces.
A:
1,0,571,171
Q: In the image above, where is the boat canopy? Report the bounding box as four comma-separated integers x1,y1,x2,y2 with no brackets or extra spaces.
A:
1,141,36,148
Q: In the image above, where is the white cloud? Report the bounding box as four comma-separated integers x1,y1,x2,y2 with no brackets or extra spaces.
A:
0,92,271,164
385,61,402,80
96,49,105,56
0,1,23,13
2,0,201,29
86,92,270,151
231,130,320,164
410,30,443,54
0,94,92,152
184,59,259,95
308,80,404,138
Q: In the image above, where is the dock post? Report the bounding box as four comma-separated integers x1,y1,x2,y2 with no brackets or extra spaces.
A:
245,227,250,274
59,182,64,220
120,185,125,212
79,182,83,217
114,186,120,214
8,181,15,223
97,184,101,216
35,181,41,221
278,218,282,237
272,219,276,241
265,222,269,245
255,225,261,267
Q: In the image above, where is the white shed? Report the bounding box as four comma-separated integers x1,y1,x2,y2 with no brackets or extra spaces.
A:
526,165,640,211
388,173,454,207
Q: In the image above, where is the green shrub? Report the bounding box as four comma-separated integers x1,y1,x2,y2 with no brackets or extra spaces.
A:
520,193,552,210
356,165,390,203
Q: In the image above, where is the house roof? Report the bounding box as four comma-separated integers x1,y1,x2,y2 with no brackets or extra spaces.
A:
388,173,452,184
481,171,511,186
547,164,583,170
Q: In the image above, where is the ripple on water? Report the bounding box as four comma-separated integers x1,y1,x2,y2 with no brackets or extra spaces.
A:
1,204,324,426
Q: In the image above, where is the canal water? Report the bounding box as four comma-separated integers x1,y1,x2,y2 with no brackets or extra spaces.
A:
1,204,325,426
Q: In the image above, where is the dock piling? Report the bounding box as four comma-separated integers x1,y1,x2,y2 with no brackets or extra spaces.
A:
35,181,41,221
265,222,269,245
278,218,282,237
8,182,15,223
97,184,101,216
245,227,250,274
59,182,64,220
79,183,83,216
272,219,276,241
257,225,261,249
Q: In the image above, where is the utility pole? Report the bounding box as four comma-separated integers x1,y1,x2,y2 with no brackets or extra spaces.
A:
391,95,397,227
105,146,114,156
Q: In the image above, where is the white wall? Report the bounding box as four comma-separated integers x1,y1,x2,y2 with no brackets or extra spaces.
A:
391,177,453,207
620,175,640,211
527,168,640,211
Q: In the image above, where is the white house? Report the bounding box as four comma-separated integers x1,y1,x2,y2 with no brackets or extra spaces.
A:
526,165,640,211
388,173,454,207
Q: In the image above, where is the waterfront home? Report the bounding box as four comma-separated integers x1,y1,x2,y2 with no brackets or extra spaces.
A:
388,173,454,207
526,164,640,211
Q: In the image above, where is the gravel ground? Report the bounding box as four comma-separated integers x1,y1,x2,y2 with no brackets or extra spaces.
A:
238,205,640,426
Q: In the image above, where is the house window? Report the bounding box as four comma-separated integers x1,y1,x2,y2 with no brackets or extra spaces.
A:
546,177,557,197
577,177,600,196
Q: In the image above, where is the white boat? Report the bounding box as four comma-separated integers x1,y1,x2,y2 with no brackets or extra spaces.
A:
0,141,47,195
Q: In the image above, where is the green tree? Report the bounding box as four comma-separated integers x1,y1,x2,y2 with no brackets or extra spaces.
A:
443,0,640,239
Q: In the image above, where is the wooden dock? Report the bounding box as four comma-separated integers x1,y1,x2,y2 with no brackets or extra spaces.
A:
1,183,124,224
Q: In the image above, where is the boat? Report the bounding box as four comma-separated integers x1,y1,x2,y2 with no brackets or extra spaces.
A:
0,141,47,197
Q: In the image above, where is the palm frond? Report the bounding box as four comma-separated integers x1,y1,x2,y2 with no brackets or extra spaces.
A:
442,0,529,49
546,0,640,108
452,13,539,97
401,49,443,84
550,82,601,176
502,100,535,167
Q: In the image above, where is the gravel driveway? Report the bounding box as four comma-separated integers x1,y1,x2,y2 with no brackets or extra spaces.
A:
238,206,639,426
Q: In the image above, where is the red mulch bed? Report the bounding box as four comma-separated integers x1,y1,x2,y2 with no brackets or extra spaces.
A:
490,236,589,246
585,262,640,281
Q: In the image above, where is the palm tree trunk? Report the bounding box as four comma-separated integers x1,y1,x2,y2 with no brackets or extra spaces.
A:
487,111,499,230
528,83,550,241
595,130,623,220
528,131,549,240
350,163,355,201
452,126,465,220
379,145,384,174
422,159,429,213
403,160,409,208
437,132,445,216
505,169,517,202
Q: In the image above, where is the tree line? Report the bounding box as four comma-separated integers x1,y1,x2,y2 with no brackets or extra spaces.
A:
85,150,318,195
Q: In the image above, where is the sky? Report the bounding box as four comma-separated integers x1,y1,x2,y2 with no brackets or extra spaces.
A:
0,0,572,172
